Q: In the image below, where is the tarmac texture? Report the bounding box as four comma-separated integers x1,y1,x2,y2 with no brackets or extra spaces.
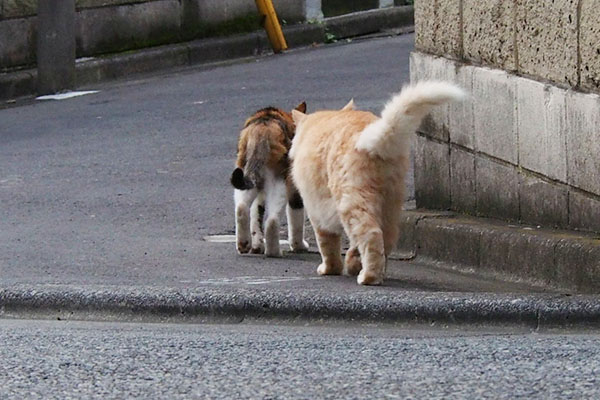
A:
2,30,599,329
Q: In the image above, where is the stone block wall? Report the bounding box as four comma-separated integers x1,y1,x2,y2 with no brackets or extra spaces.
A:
412,0,600,233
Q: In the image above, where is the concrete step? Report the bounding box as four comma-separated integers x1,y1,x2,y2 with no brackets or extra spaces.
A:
397,209,600,294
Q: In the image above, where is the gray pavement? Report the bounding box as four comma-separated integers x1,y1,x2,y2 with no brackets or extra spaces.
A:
2,35,414,287
2,319,600,399
1,34,600,328
0,6,414,100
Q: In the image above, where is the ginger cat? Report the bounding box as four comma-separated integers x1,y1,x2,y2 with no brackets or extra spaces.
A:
231,103,309,257
290,81,465,285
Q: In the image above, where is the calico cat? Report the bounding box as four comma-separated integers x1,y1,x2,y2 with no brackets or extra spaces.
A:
231,103,309,257
290,81,465,285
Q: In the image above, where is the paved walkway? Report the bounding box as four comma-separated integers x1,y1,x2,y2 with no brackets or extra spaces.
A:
1,34,599,329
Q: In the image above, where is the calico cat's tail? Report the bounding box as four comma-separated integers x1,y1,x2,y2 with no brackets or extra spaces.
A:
355,81,466,159
231,135,270,190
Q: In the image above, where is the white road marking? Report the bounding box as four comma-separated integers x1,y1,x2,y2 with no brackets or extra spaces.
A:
0,175,23,188
36,90,99,101
76,57,96,63
203,234,289,246
193,276,320,286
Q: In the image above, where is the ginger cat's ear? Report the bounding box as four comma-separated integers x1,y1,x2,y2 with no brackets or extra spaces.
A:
294,102,307,113
292,109,306,124
341,99,355,111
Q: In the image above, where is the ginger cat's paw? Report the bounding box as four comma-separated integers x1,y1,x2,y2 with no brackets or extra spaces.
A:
357,270,383,286
343,247,362,276
317,262,342,276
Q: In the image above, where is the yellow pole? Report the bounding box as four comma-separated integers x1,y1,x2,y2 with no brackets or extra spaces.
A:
255,0,288,53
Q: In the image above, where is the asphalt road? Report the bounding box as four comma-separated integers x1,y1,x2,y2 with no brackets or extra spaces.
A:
2,319,599,400
2,33,582,328
2,31,600,400
1,34,415,289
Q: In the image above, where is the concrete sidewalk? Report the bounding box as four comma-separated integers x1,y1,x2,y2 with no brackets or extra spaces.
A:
0,6,414,101
2,209,599,330
2,209,600,331
2,224,600,330
2,240,600,330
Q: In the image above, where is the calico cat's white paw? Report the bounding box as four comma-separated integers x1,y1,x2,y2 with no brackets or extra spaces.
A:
250,232,265,254
264,218,281,257
250,243,264,254
236,240,251,254
235,203,252,254
265,247,283,257
289,239,309,253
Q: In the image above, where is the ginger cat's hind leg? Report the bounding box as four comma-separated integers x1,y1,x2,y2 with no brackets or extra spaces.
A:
354,228,386,285
339,205,386,285
314,229,343,275
344,246,362,276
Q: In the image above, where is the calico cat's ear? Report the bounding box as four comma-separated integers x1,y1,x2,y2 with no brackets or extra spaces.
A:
294,102,307,113
341,99,355,111
292,109,307,124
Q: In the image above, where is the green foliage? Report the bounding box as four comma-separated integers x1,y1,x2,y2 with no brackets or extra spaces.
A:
325,32,337,43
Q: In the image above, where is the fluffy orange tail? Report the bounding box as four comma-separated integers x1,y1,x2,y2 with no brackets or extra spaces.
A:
355,81,466,159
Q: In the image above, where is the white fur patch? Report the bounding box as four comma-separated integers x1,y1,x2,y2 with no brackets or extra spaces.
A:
287,206,308,251
263,169,286,218
304,194,343,233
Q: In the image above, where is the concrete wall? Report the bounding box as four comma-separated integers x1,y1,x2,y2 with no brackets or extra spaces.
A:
412,0,600,233
0,0,315,70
